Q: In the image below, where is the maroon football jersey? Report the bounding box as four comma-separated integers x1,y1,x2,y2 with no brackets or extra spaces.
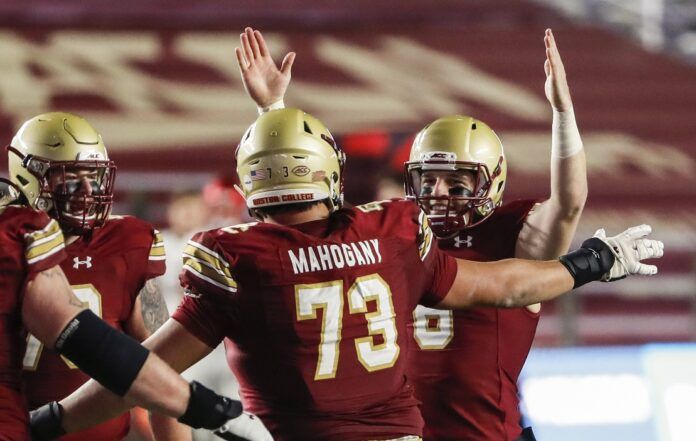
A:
0,206,66,441
407,199,538,441
173,199,457,441
21,215,165,441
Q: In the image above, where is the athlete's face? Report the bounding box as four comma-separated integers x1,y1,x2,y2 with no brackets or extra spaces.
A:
419,170,475,215
48,167,103,219
49,168,99,193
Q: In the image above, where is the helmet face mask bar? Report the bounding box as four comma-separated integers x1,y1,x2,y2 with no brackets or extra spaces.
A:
7,145,116,235
404,157,501,238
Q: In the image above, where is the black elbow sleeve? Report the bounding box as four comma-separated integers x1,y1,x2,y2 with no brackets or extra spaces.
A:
559,237,615,288
54,309,149,396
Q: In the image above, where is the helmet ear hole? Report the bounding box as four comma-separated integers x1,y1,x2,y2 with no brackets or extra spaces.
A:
497,180,505,192
303,121,313,135
15,175,29,186
331,172,339,183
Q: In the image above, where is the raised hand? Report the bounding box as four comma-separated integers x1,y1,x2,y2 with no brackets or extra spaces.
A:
544,29,573,112
214,411,273,441
235,27,295,108
594,224,665,281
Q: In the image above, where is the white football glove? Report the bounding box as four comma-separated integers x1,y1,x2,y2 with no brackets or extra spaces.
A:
593,224,664,281
214,412,273,441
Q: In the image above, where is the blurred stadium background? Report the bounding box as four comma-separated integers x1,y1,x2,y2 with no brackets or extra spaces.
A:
1,1,694,440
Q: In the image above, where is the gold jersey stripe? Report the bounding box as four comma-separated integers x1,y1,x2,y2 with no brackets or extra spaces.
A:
185,240,231,267
417,211,433,262
182,253,237,288
152,230,164,246
24,218,62,245
25,220,65,262
148,229,166,259
26,239,65,265
183,242,233,275
149,246,166,257
26,233,65,262
182,260,237,292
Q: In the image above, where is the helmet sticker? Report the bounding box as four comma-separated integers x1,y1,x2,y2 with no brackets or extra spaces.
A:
292,165,310,177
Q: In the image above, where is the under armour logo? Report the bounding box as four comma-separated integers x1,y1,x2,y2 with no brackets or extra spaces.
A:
72,256,92,269
453,235,473,248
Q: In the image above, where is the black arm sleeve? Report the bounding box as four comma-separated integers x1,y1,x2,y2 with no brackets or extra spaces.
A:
54,309,150,396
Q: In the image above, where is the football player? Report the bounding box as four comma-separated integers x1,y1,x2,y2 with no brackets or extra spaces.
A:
0,179,267,441
403,30,585,441
235,27,586,439
6,112,189,440
8,114,271,441
233,27,659,440
45,105,662,440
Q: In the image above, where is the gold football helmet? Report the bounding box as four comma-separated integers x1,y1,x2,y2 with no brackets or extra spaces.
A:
236,108,345,218
7,112,116,234
405,115,507,237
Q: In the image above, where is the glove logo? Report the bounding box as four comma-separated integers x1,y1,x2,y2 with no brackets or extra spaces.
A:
73,256,93,269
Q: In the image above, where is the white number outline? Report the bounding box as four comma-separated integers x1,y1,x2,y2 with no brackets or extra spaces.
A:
348,274,400,372
295,280,344,380
413,305,454,350
296,274,400,381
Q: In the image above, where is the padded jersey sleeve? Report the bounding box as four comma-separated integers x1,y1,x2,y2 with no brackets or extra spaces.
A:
146,229,167,278
120,218,168,304
21,210,66,279
172,230,240,348
179,231,239,297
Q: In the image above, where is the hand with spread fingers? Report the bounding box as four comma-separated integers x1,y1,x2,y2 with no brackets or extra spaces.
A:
544,28,573,112
214,412,274,441
235,27,295,109
594,224,665,281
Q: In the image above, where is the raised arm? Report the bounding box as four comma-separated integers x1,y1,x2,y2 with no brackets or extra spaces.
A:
236,27,294,112
516,29,587,261
437,225,663,309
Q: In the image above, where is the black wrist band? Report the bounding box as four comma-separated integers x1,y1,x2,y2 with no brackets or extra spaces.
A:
559,237,615,288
